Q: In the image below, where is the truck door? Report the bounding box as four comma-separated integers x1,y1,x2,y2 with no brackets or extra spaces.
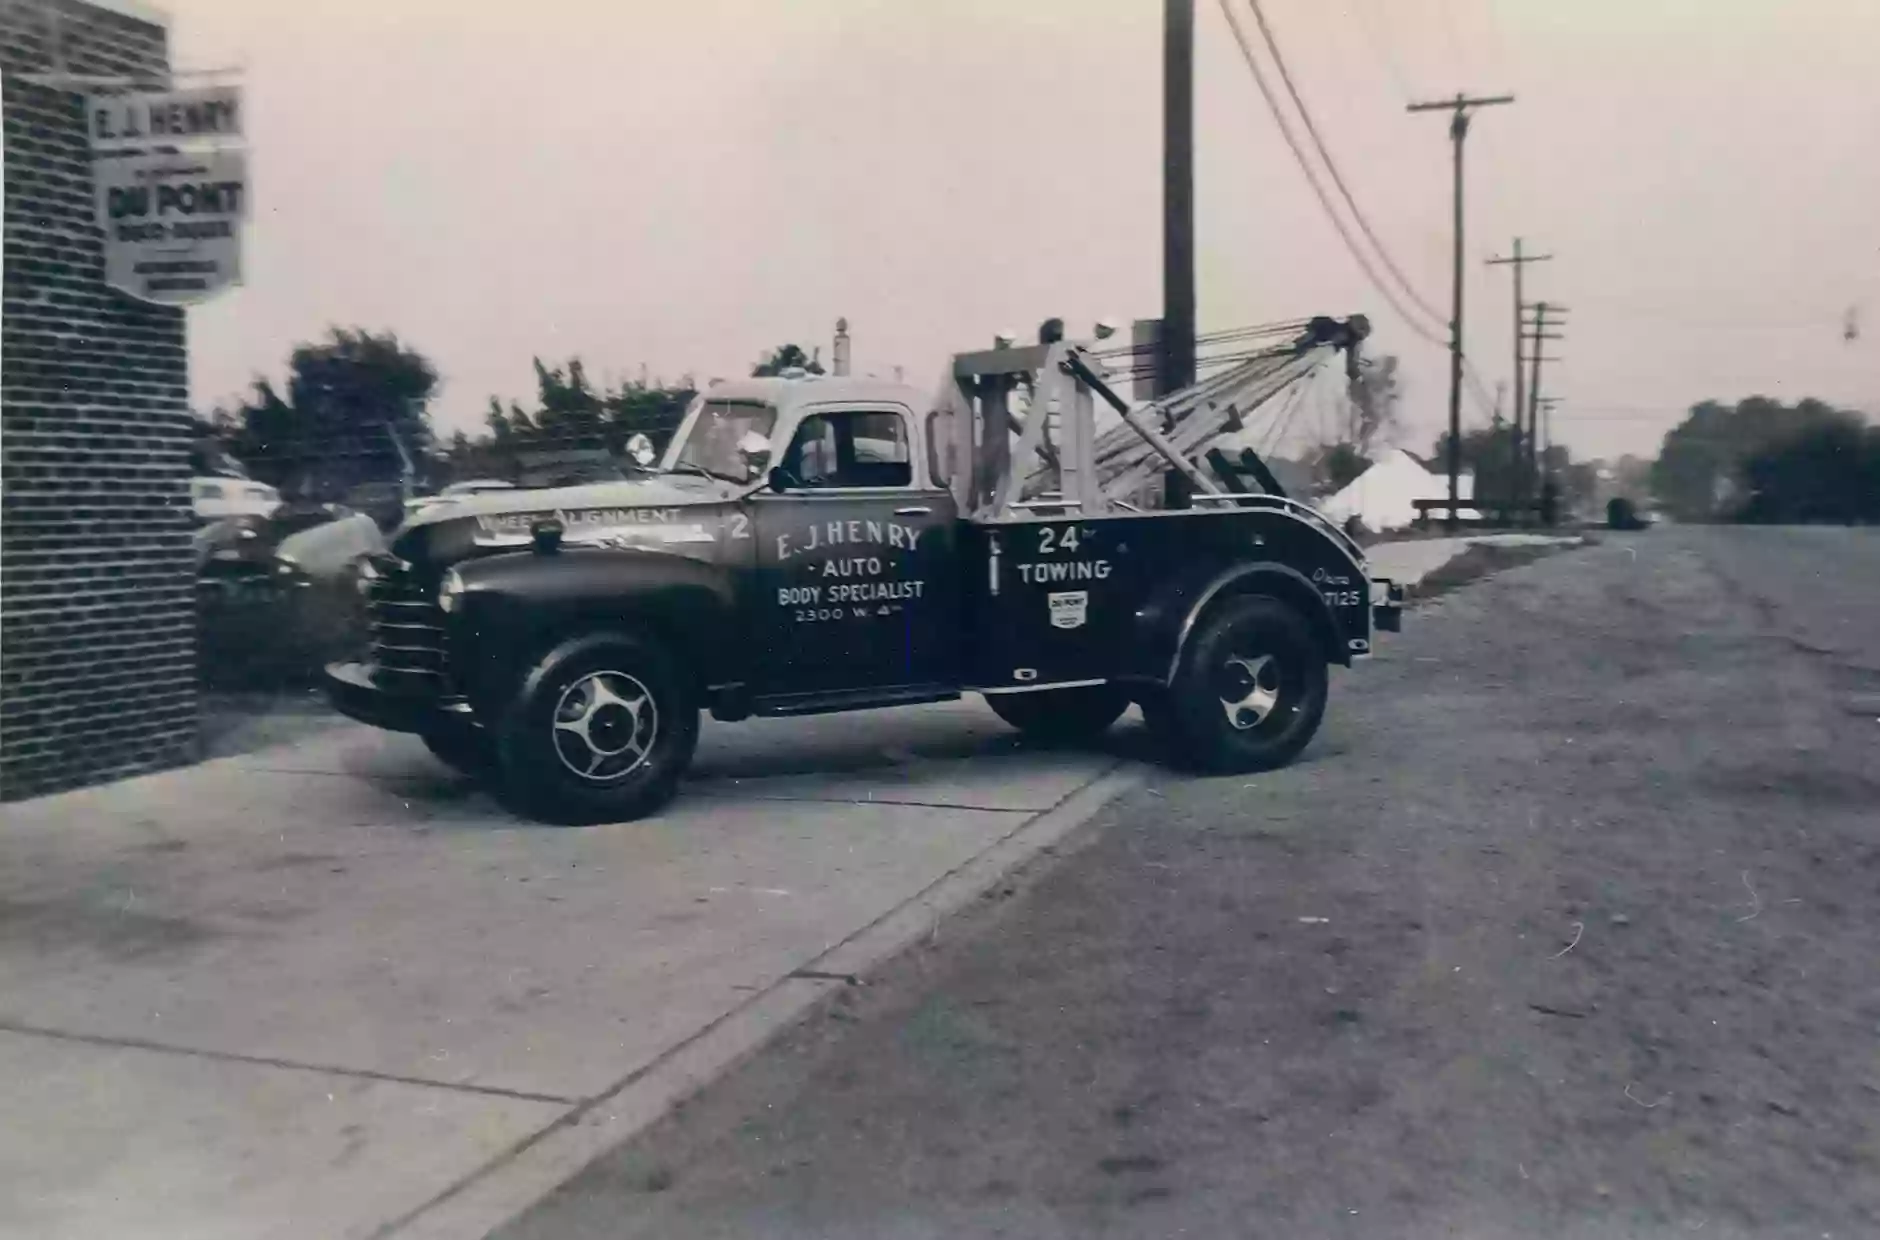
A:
751,406,958,700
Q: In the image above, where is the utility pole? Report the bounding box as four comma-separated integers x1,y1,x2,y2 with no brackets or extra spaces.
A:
1523,301,1565,500
1538,397,1562,458
1160,0,1197,509
1409,92,1514,529
1487,238,1551,509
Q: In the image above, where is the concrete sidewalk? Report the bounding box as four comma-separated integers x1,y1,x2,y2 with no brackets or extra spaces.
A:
0,702,1135,1240
0,536,1492,1239
1363,532,1585,589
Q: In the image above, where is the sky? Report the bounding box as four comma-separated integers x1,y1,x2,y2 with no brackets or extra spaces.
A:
169,0,1880,461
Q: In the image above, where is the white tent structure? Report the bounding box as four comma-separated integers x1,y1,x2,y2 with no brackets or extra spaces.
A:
1318,449,1482,532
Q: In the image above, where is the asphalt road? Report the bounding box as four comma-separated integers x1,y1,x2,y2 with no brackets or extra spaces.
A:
500,526,1880,1240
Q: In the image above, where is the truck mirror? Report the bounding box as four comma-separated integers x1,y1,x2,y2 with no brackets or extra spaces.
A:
767,467,790,494
625,433,657,468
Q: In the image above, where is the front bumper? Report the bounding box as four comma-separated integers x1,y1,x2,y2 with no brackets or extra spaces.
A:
1371,578,1405,634
322,661,468,734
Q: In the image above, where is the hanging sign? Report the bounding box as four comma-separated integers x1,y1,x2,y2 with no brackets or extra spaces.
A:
88,86,243,153
87,83,248,306
93,148,249,305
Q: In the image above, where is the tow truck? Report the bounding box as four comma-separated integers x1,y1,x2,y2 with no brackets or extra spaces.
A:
323,316,1405,822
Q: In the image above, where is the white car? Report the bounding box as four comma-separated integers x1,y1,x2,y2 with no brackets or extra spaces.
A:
191,476,281,522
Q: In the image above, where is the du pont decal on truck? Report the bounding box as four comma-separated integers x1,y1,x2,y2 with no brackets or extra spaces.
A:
473,507,715,548
1048,591,1089,630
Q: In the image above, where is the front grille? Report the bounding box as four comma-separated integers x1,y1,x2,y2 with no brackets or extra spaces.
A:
366,557,449,694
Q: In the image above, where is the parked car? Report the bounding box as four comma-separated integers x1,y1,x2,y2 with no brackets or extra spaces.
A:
191,475,281,523
197,505,386,687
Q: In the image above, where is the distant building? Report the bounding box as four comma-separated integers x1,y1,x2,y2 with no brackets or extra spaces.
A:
1318,450,1483,532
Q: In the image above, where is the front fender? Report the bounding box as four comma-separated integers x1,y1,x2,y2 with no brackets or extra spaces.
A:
1125,558,1346,686
445,547,741,710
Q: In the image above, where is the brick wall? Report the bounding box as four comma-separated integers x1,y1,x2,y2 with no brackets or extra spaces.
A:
2,0,198,800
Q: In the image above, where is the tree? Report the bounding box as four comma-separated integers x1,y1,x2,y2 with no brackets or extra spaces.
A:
604,378,693,452
439,358,698,485
1736,416,1880,523
1540,445,1599,517
287,327,438,459
1345,352,1401,456
532,357,607,449
1313,442,1372,493
1651,396,1859,521
752,343,824,377
210,378,299,487
1431,420,1522,503
212,328,440,501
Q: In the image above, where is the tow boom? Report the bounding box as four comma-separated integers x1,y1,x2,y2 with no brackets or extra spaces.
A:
935,314,1371,521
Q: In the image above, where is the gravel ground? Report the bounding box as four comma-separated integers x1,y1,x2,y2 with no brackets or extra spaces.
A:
487,527,1876,1240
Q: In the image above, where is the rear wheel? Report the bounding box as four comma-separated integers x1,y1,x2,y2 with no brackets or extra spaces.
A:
1151,595,1328,773
496,633,699,824
984,683,1130,744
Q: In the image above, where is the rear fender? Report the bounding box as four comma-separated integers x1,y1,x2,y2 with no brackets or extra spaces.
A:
1127,559,1346,686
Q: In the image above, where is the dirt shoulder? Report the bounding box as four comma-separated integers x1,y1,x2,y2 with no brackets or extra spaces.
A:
501,528,1880,1240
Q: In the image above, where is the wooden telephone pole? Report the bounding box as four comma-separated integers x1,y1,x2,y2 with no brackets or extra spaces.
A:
1409,92,1513,529
1160,0,1198,508
1487,238,1551,509
1523,300,1566,493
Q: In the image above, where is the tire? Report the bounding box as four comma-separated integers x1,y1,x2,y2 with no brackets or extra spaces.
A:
420,725,496,778
495,632,700,824
1151,594,1329,774
984,683,1130,744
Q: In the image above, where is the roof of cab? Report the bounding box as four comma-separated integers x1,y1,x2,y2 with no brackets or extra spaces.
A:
704,375,925,414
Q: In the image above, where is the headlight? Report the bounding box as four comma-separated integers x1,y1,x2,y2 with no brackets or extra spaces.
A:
355,557,379,597
438,567,465,614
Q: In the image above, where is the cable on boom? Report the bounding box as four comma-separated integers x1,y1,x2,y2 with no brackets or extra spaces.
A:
1244,0,1447,326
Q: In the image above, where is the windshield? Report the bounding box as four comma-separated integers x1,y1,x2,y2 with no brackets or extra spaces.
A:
668,400,777,482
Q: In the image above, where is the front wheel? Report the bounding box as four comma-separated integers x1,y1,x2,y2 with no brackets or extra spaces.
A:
984,683,1131,744
1151,594,1328,774
496,633,700,824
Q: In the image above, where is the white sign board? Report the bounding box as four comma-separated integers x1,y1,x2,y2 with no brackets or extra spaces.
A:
88,86,243,153
93,149,248,305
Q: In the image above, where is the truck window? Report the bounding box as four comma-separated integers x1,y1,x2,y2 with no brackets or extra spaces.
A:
782,410,912,489
926,409,954,485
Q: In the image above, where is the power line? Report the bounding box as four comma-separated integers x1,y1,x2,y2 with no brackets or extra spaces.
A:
1215,0,1449,349
1242,0,1447,326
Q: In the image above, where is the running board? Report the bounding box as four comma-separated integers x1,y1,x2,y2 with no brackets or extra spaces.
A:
750,684,963,717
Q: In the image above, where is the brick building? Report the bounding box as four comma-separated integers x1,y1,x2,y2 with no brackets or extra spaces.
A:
1,0,198,800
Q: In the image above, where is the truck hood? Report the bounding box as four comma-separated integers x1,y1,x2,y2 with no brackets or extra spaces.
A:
390,474,738,567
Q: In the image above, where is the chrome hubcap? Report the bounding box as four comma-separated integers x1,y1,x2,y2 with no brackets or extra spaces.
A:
1220,654,1282,731
552,671,658,782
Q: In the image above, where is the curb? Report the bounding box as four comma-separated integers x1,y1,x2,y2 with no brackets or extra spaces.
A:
384,762,1145,1240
